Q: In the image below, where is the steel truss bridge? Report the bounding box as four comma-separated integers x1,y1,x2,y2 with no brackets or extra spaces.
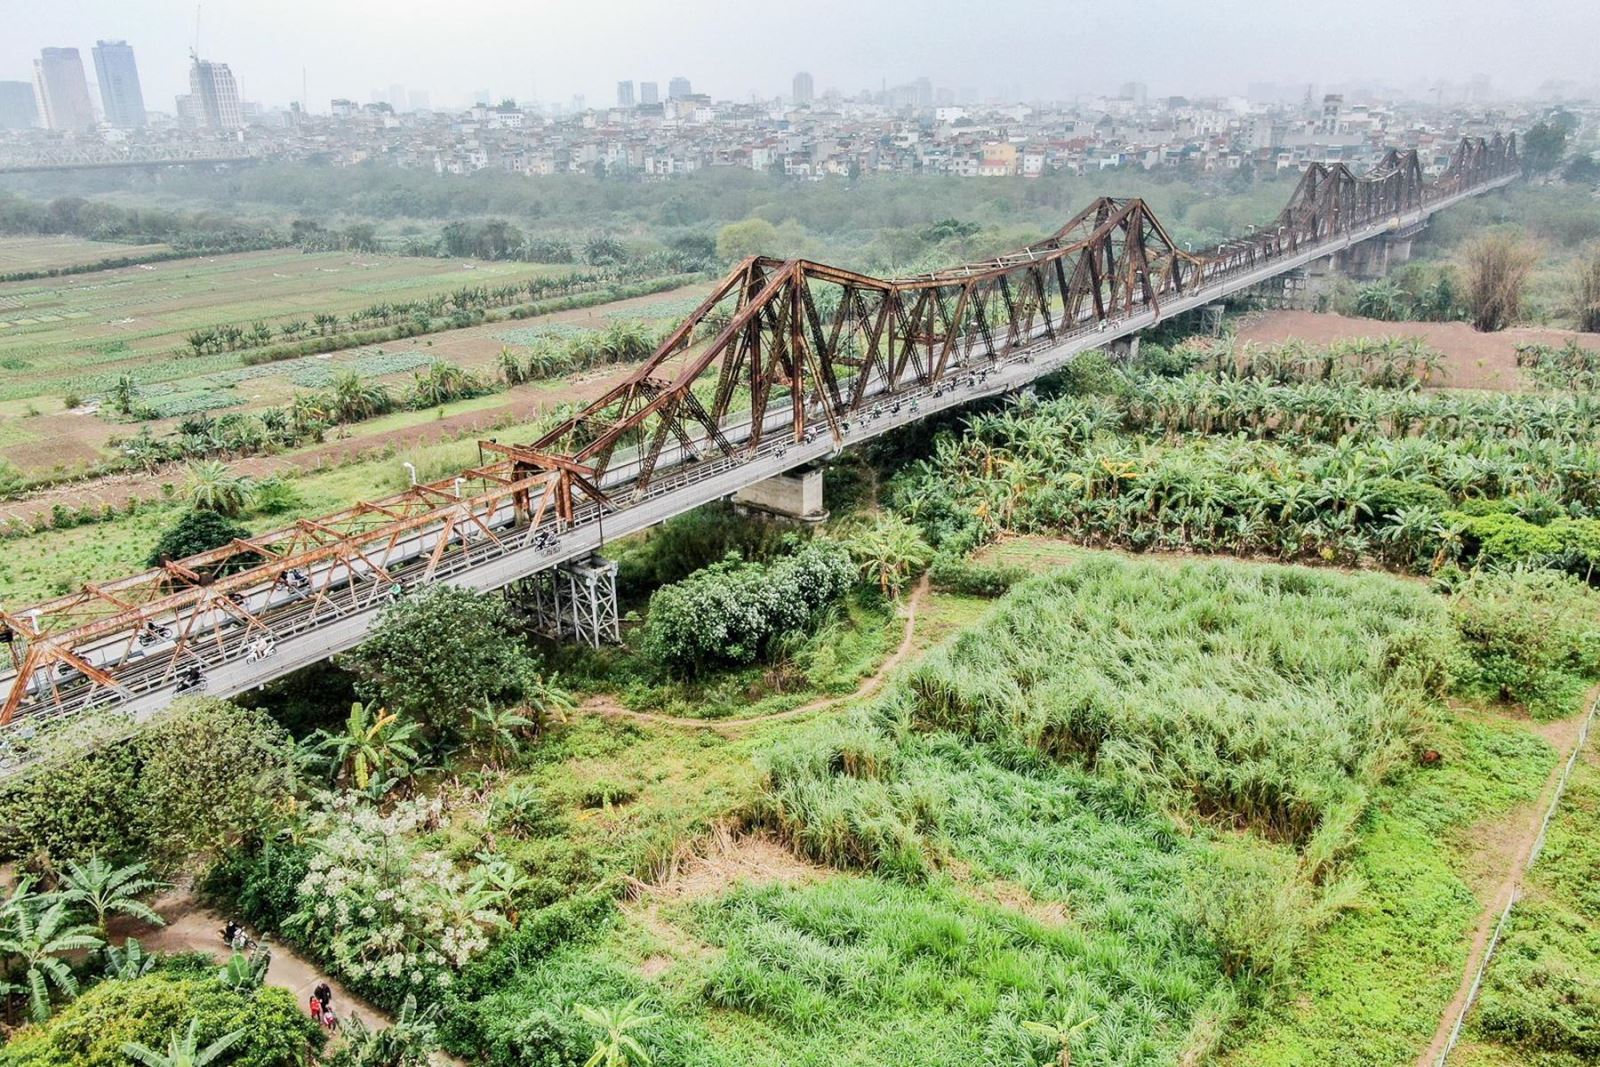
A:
0,134,1520,766
0,143,260,174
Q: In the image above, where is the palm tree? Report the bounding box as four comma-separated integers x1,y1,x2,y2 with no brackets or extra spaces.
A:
0,882,102,1022
109,374,141,416
470,702,536,761
846,515,933,597
102,937,157,980
1022,1010,1097,1067
186,460,252,517
55,856,168,936
576,998,660,1067
328,371,392,424
310,701,421,789
120,1018,246,1067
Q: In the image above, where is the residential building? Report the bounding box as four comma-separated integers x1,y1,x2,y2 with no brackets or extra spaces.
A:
33,47,96,130
668,76,691,100
793,71,813,105
640,81,659,105
189,55,243,130
92,40,147,127
0,81,39,129
617,80,634,108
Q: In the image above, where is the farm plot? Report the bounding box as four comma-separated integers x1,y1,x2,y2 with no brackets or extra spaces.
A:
0,279,703,479
0,248,549,403
0,234,172,275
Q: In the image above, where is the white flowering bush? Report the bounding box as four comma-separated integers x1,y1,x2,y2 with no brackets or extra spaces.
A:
288,794,502,1001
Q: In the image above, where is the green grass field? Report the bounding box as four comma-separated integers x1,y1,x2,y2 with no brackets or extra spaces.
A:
0,234,173,275
0,247,552,403
426,550,1571,1067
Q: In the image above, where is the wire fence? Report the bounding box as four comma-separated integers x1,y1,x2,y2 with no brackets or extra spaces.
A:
1435,689,1600,1066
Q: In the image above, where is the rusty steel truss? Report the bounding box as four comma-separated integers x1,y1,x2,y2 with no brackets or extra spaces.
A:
527,136,1517,492
0,134,1518,733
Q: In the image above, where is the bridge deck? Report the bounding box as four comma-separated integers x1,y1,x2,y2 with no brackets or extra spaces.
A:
0,147,1518,770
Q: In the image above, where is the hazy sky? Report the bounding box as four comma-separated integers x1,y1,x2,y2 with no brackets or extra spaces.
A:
5,0,1595,111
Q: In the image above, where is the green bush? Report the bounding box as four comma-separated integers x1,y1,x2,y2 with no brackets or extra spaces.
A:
340,585,541,738
927,552,1028,597
1449,570,1600,717
1446,509,1600,578
1476,901,1600,1055
641,541,854,676
146,509,251,567
0,972,323,1067
200,838,314,931
0,699,296,868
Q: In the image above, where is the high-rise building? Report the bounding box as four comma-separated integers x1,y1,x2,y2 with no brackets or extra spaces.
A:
92,40,147,127
1119,81,1147,106
33,48,96,130
0,81,40,129
189,55,243,130
640,81,659,105
667,76,691,100
1320,93,1343,136
616,80,635,108
792,71,813,105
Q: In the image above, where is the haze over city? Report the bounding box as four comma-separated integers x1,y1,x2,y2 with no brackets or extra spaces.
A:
0,3,1598,1067
4,0,1600,111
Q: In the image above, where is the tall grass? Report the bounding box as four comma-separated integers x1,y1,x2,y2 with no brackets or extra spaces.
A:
743,555,1460,1058
901,556,1449,843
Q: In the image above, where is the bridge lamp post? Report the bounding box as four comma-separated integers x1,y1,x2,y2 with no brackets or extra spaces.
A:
403,462,418,486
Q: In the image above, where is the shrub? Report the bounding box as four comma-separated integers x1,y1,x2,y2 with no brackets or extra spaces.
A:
0,971,322,1067
284,795,498,1009
340,585,541,738
200,838,314,931
1449,570,1600,717
641,541,854,675
927,552,1028,597
146,509,250,567
0,699,296,869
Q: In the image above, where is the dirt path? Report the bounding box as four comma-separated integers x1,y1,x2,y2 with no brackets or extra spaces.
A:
574,574,932,734
117,891,464,1066
1235,310,1595,392
1411,695,1597,1067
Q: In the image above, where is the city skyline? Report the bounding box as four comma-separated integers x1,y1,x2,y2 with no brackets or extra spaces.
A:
2,0,1596,120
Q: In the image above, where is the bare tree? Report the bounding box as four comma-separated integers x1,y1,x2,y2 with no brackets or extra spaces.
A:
1463,234,1539,332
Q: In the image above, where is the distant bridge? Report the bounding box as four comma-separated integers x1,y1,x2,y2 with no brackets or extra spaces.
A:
0,143,260,174
0,134,1520,768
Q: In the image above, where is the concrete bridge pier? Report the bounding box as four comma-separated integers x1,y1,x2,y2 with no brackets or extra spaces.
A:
1340,234,1417,280
1103,335,1141,364
732,465,828,522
